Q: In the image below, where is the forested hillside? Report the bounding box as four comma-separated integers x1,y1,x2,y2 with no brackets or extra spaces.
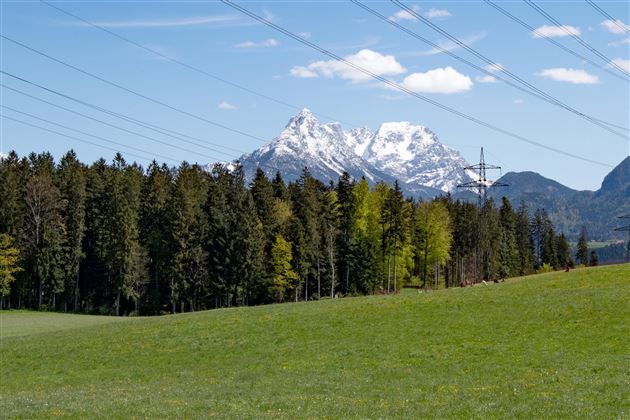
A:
486,157,630,241
0,151,575,315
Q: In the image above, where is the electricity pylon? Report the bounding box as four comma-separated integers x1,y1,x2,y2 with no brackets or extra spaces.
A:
457,147,508,206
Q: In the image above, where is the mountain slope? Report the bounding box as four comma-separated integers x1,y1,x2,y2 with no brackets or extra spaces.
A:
364,122,468,193
239,109,469,198
239,109,396,186
484,157,630,240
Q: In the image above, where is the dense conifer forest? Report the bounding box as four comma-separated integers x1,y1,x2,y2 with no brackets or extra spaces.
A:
0,151,575,315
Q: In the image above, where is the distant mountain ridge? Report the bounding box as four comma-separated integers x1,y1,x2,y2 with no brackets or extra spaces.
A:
235,109,628,241
485,157,630,241
238,109,471,198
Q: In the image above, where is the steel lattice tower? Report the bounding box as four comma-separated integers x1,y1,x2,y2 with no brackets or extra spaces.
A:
457,147,508,206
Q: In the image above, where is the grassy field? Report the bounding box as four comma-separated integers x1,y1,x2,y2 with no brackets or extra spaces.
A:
0,311,131,340
1,265,629,418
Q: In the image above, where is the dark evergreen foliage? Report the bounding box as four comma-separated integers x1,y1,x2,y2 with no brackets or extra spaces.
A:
0,151,582,315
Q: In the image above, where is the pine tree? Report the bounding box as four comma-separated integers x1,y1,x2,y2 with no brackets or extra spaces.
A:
119,161,148,314
555,233,573,269
479,199,501,281
250,168,277,249
540,212,558,269
58,151,86,311
382,181,405,292
335,172,356,294
321,188,340,298
576,227,589,266
23,153,66,309
140,161,173,314
291,168,322,300
498,197,519,279
272,171,287,201
589,250,599,266
169,163,209,312
515,203,535,275
0,151,26,238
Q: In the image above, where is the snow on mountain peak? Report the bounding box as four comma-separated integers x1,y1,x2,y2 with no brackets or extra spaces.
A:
239,109,471,197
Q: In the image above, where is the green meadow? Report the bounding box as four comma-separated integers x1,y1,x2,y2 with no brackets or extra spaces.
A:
1,264,628,418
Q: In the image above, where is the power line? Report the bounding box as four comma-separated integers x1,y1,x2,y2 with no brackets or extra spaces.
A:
525,0,630,76
39,0,360,128
221,0,613,168
0,34,270,143
1,114,175,164
484,0,627,83
1,105,188,164
1,83,236,159
0,71,246,155
585,0,630,35
353,0,628,137
388,0,628,138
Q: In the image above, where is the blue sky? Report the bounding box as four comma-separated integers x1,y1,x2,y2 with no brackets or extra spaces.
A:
1,0,628,190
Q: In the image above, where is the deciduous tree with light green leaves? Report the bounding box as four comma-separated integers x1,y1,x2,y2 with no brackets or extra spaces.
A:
414,201,452,289
0,233,22,307
269,234,298,303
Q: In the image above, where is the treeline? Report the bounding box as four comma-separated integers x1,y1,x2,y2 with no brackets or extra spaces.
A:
0,151,574,315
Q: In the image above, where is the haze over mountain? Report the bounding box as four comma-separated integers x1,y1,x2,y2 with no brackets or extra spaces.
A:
238,109,471,198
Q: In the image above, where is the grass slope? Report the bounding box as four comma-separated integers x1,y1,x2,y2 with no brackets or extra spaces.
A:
0,311,130,340
1,265,629,418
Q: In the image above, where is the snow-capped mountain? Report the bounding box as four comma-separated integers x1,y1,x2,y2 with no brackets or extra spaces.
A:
363,122,469,194
238,108,470,198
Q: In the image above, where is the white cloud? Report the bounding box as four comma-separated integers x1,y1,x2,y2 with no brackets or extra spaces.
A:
600,19,630,35
400,67,473,94
87,14,237,28
233,38,278,48
388,5,421,22
476,75,497,83
536,68,599,84
297,32,312,39
609,58,630,72
290,66,318,78
416,32,485,56
290,49,406,83
532,25,581,38
424,8,451,19
218,101,238,110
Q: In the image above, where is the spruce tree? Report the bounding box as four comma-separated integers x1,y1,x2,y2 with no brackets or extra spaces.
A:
589,250,599,266
169,163,209,312
335,172,356,294
515,203,535,275
576,227,589,266
498,197,519,279
23,153,65,309
58,151,87,311
140,161,173,314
